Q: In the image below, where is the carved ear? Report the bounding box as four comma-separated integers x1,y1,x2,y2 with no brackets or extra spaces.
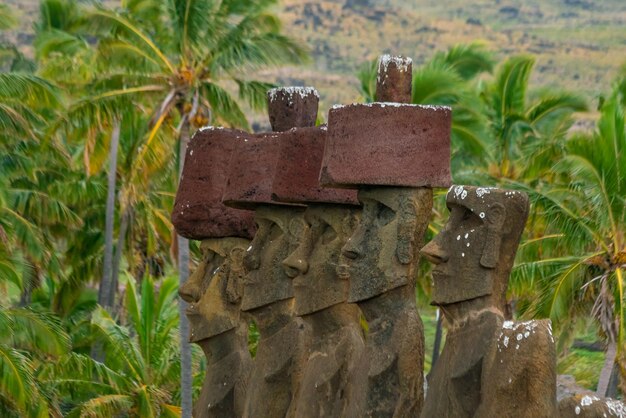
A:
396,195,416,265
225,247,245,304
480,203,505,269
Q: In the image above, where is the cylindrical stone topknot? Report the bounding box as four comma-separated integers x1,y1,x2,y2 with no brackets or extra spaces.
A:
267,86,319,132
376,55,412,103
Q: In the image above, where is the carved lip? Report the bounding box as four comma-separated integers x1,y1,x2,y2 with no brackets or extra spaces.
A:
185,306,201,316
336,264,351,280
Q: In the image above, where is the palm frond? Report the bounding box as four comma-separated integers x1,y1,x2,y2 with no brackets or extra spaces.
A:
235,79,275,110
430,42,494,80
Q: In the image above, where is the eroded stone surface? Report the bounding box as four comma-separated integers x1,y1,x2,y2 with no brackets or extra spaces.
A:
282,204,366,418
420,186,558,418
178,238,252,418
320,103,452,188
339,187,433,417
559,394,626,418
172,128,256,240
238,206,309,418
272,126,358,205
267,86,319,132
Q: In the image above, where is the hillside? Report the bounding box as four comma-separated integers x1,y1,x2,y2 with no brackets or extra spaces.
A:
264,0,626,118
3,0,626,122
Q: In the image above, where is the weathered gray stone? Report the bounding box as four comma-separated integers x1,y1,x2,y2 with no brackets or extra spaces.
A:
178,238,252,418
420,185,558,418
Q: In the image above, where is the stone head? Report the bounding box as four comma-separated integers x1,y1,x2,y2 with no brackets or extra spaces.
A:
340,187,433,303
282,204,360,316
179,237,249,343
240,205,304,312
420,186,529,310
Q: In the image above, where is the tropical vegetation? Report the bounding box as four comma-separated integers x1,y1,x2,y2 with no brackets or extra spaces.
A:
1,0,625,415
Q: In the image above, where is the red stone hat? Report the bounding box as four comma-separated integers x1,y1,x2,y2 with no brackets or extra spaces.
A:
222,131,305,209
267,87,319,132
272,126,359,206
319,102,452,189
171,127,257,240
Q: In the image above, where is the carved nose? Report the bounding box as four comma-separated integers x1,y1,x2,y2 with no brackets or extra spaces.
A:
420,240,448,265
342,233,363,260
178,280,201,303
282,253,309,277
243,247,261,271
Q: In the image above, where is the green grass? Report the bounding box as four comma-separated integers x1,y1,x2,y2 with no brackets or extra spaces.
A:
558,348,605,391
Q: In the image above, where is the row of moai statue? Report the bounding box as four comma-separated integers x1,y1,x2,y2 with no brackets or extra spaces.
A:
172,55,626,418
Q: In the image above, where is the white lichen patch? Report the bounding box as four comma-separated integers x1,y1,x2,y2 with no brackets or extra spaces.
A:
268,86,319,102
476,187,497,198
199,125,225,132
581,395,600,407
331,102,451,111
575,406,581,415
451,185,467,200
605,399,626,417
379,54,412,73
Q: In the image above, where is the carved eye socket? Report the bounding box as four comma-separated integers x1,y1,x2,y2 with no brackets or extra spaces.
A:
289,218,306,238
320,223,338,244
462,208,474,221
376,202,396,226
268,223,283,241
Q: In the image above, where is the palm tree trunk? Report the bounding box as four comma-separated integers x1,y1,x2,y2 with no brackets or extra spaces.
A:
177,117,193,418
108,207,129,316
98,120,121,310
597,339,617,396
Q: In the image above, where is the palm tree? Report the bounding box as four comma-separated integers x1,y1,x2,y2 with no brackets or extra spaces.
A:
481,55,587,181
0,273,71,417
39,274,188,417
514,83,626,395
76,1,308,412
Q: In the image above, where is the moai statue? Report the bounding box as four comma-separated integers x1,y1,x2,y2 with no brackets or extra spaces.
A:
172,127,255,418
222,87,319,418
420,186,558,418
559,394,626,417
272,126,366,418
320,55,452,417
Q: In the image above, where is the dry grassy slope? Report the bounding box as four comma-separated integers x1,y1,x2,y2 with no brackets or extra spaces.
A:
4,0,626,124
261,0,626,121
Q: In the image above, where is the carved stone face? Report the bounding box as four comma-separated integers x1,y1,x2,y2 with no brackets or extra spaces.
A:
179,237,249,342
282,205,359,316
423,202,494,305
420,186,529,307
241,205,303,312
340,187,432,303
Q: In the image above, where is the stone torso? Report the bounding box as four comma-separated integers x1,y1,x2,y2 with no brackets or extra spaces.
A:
243,318,309,418
364,306,424,418
422,312,558,418
195,350,252,418
478,319,558,418
293,322,365,418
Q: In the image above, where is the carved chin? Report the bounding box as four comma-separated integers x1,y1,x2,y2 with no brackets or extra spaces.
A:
189,315,239,343
347,272,409,303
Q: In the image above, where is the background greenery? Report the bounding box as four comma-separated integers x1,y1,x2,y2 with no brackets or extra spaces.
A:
0,0,625,416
